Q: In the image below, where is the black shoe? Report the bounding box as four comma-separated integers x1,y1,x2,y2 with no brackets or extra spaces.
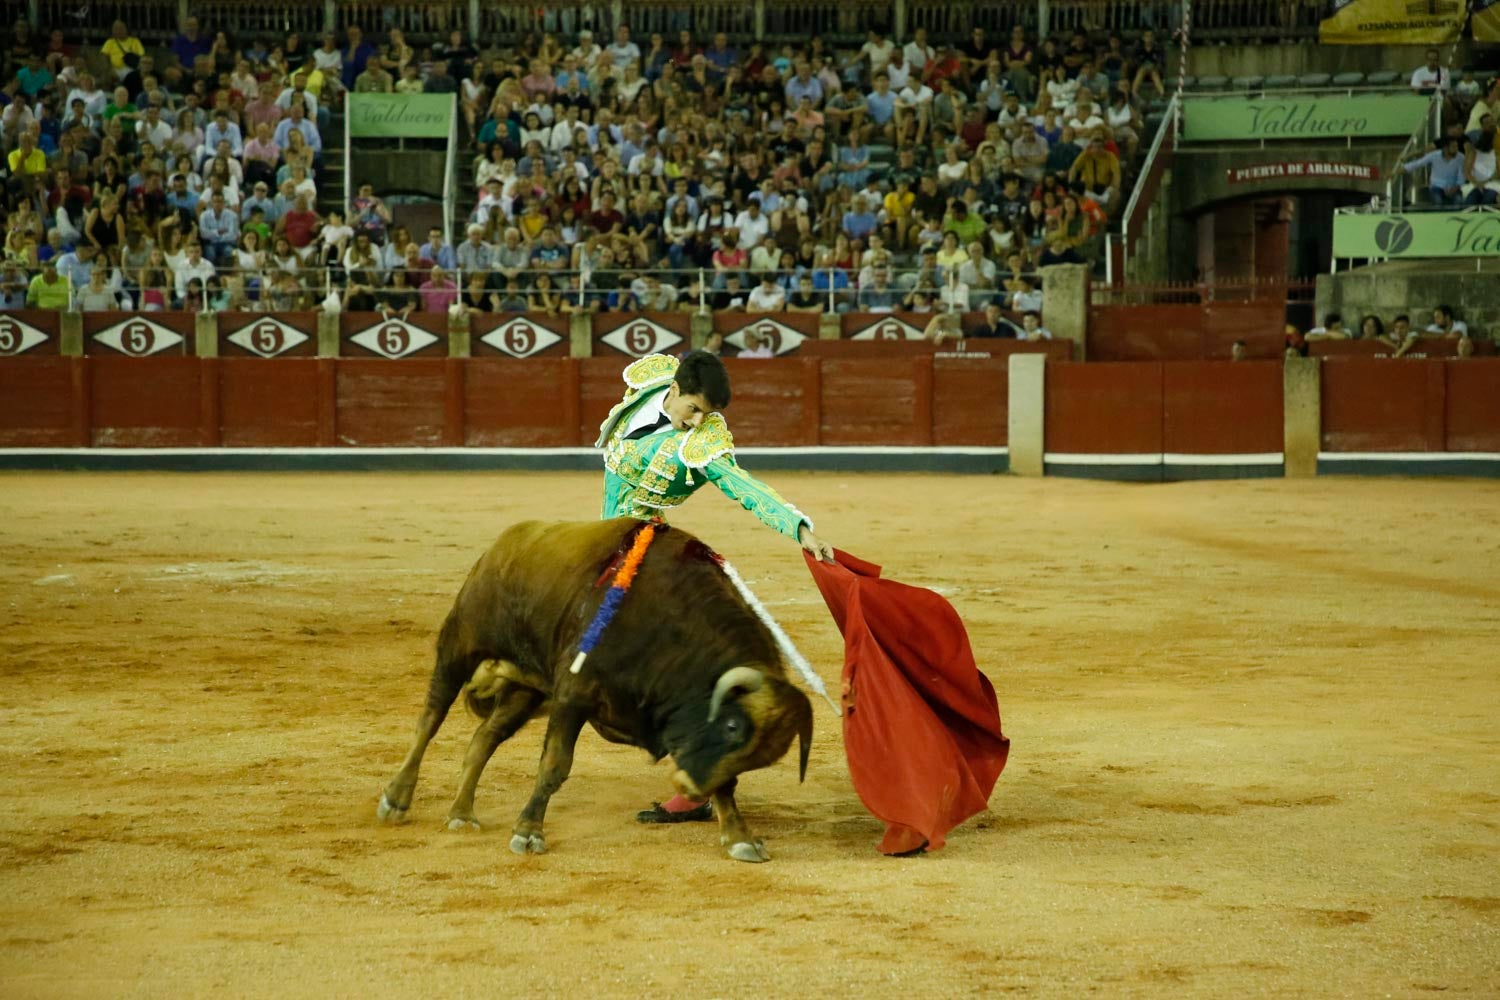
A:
635,801,714,824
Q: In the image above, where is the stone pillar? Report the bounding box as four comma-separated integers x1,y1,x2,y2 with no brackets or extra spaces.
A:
316,311,341,357
1283,357,1321,479
894,0,908,41
818,313,841,340
1039,262,1088,360
753,0,766,40
448,321,471,359
468,0,481,42
1007,353,1046,477
59,311,83,356
324,0,336,36
569,313,593,358
194,311,217,358
690,310,714,348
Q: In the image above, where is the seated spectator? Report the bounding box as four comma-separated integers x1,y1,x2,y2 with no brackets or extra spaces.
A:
737,328,777,358
1426,304,1468,338
1008,274,1044,313
746,273,786,313
1401,136,1465,205
1463,124,1498,205
957,241,997,308
1068,136,1121,209
787,274,823,313
101,20,145,81
26,261,71,309
973,301,1021,338
198,192,240,265
1358,315,1386,342
1304,312,1350,341
419,227,457,271
276,195,321,257
173,243,217,303
1019,311,1052,341
419,266,459,313
857,268,899,312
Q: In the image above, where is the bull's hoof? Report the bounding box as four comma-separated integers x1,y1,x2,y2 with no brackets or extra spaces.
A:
728,840,770,863
509,832,547,855
377,792,408,824
446,815,482,832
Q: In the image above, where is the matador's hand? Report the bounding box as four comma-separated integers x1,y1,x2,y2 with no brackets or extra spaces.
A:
798,525,835,563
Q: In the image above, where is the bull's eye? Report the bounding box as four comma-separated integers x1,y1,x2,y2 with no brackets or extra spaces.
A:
724,717,742,737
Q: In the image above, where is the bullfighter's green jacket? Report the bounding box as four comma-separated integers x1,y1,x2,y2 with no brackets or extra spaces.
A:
596,354,811,540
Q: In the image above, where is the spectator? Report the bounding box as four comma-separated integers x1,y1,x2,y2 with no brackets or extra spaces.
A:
419,227,457,271
1304,312,1349,341
173,243,217,302
1008,274,1044,313
974,301,1020,338
787,274,823,313
1068,136,1121,208
74,267,121,310
1402,136,1466,205
456,224,492,272
1358,315,1385,342
419,266,459,313
1462,123,1498,205
1427,305,1468,338
340,25,376,91
858,268,899,312
1019,311,1052,340
738,328,776,358
26,261,71,309
170,16,212,70
100,21,145,81
355,56,394,92
1410,49,1450,95
198,192,239,265
746,273,786,312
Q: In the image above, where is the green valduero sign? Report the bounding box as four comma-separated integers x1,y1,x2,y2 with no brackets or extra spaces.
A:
1333,212,1500,258
1182,93,1429,142
347,93,454,138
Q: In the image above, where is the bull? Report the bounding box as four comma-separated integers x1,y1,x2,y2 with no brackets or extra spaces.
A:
377,517,814,863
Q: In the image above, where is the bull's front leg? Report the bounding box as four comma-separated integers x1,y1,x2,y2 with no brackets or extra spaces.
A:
510,703,588,855
711,780,770,863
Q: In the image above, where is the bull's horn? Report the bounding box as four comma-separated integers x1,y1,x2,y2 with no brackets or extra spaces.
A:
708,666,764,722
795,692,813,783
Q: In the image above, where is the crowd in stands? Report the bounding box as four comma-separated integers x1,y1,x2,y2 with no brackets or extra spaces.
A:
0,14,1171,317
1289,304,1478,358
1401,51,1499,207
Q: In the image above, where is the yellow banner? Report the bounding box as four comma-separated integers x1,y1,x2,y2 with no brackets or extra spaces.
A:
1475,0,1500,42
1318,0,1465,44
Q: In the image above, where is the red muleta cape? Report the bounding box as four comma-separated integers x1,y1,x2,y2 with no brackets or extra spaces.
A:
804,550,1010,855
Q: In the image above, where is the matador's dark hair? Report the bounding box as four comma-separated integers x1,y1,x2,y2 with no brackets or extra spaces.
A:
676,350,731,410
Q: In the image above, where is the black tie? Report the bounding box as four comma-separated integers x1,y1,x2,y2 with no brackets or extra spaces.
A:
626,412,671,440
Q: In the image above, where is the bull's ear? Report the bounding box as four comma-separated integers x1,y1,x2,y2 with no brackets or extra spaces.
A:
792,688,813,783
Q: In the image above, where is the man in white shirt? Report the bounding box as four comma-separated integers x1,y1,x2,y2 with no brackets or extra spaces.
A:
65,73,108,118
1008,274,1044,314
607,25,640,70
733,201,771,248
902,28,933,74
896,79,934,142
174,243,217,300
550,106,581,151
1426,304,1468,337
1019,311,1052,341
884,49,911,91
746,274,786,313
858,29,894,77
135,103,172,149
1410,49,1450,94
571,29,602,68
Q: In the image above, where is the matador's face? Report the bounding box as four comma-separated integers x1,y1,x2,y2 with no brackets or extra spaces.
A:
663,381,715,432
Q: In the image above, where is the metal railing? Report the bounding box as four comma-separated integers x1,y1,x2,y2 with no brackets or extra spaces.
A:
1119,93,1176,272
24,0,1331,46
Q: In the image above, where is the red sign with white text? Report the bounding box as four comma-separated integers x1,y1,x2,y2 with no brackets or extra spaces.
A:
1227,162,1379,184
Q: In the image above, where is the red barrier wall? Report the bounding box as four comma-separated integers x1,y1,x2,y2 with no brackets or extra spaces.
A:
1046,362,1164,453
0,311,61,357
1322,358,1500,452
5,355,1496,458
1164,362,1283,454
1089,303,1284,360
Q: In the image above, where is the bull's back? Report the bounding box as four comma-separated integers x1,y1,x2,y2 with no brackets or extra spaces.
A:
447,519,638,677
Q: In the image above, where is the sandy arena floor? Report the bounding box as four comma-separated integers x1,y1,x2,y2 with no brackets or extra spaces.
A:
1,471,1497,997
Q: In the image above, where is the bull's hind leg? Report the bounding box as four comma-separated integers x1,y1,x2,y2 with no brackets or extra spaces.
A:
509,703,589,855
378,639,479,824
445,682,544,831
711,780,770,863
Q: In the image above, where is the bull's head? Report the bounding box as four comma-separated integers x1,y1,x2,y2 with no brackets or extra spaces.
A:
668,666,813,798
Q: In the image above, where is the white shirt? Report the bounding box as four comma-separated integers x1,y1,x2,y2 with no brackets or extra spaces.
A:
747,285,786,311
860,40,894,73
733,209,771,247
1010,288,1044,313
1410,66,1449,92
622,391,672,439
885,61,911,91
902,41,933,71
1426,320,1469,335
897,83,933,107
738,343,776,358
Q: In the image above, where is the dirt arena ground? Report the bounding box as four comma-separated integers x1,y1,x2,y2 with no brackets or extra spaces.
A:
2,471,1497,997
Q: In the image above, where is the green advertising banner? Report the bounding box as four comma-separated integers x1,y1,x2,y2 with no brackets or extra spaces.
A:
1333,212,1500,259
347,93,454,138
1182,93,1429,143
